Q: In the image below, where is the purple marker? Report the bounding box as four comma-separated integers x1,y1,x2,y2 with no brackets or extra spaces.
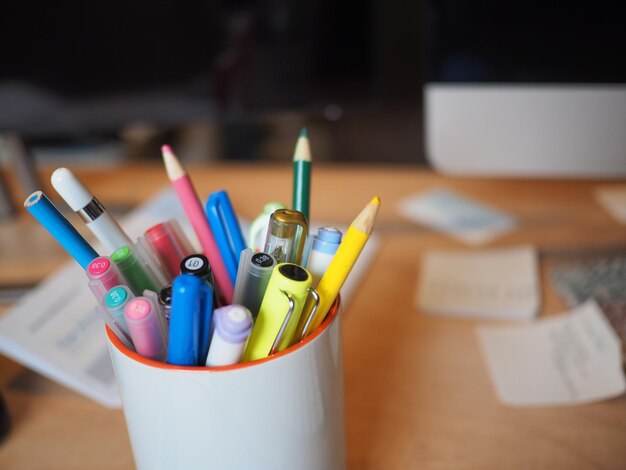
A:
124,297,168,361
205,305,253,367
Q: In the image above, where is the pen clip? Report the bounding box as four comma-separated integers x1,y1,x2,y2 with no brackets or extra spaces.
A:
206,191,246,283
269,291,295,355
299,288,320,341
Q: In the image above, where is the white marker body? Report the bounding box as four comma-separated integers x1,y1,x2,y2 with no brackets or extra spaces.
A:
205,331,246,367
87,212,133,253
307,250,335,287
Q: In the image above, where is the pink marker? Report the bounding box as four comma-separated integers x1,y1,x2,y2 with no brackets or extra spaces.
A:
124,297,168,361
86,256,124,303
161,145,234,303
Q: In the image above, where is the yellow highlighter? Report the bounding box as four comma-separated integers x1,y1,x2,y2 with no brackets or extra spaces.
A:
301,196,380,337
242,263,312,361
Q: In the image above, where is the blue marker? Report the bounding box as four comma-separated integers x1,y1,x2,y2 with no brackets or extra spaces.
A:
24,190,98,269
167,274,215,366
205,190,246,285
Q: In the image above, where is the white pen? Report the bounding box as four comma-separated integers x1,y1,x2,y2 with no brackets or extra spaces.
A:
51,167,132,253
205,305,253,367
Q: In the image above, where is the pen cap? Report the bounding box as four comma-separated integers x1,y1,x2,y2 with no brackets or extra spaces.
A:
180,254,214,284
214,305,253,344
112,245,160,296
311,227,342,254
264,209,308,264
205,305,253,367
104,285,134,332
86,256,124,303
124,297,168,361
168,274,215,366
233,249,276,319
50,167,93,211
248,201,286,251
242,263,312,360
141,220,193,282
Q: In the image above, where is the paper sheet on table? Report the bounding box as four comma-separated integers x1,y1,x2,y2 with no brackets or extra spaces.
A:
0,188,379,408
477,301,626,407
595,185,626,225
398,188,516,245
417,246,540,321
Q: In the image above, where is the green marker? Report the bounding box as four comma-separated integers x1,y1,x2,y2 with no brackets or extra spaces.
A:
111,246,159,296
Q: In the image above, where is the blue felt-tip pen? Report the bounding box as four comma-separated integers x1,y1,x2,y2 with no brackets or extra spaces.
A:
24,190,98,269
167,274,215,366
205,190,246,286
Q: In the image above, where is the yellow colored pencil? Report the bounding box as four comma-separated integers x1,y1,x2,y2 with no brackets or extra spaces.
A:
302,196,380,336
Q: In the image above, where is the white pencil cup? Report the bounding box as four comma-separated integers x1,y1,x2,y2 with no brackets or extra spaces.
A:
106,299,345,470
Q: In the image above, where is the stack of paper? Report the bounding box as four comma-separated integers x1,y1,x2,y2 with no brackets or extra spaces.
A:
417,246,540,321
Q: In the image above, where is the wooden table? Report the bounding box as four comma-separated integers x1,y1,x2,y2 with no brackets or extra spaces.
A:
1,163,626,469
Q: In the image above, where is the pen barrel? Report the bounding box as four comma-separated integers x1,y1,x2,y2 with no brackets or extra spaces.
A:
85,210,133,254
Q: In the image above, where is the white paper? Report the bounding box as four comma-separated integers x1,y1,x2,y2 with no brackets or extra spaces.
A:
0,189,379,407
477,301,626,407
595,185,626,225
398,188,516,245
417,246,540,321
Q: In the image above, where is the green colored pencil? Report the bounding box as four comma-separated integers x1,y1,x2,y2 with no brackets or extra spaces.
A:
292,127,311,221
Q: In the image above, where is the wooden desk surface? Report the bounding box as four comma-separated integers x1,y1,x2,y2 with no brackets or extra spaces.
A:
1,163,626,469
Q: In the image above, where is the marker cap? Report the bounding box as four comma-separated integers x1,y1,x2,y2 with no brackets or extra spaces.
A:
312,227,342,254
86,256,124,302
124,297,167,361
214,305,253,344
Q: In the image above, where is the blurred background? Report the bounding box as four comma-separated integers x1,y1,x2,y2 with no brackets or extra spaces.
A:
0,1,623,179
0,0,423,168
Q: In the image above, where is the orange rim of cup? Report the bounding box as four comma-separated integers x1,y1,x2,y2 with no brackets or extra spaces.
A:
106,297,341,372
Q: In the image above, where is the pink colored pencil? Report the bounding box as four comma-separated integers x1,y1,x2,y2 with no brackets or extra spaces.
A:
161,145,234,303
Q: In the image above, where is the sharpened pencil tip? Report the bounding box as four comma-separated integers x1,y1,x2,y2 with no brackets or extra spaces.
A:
161,144,185,180
370,196,381,206
299,127,308,139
